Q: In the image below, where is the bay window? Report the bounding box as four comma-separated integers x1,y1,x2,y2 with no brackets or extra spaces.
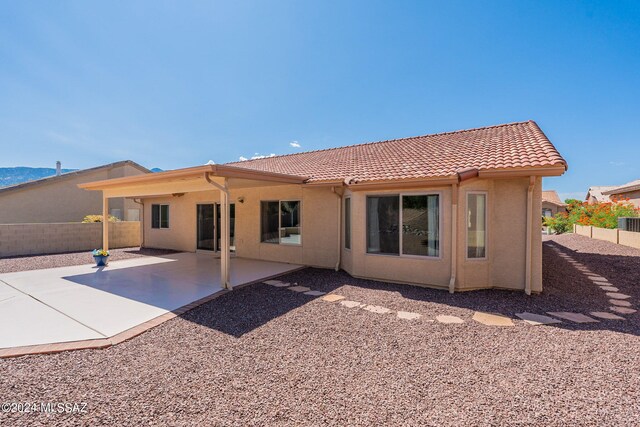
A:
467,193,487,258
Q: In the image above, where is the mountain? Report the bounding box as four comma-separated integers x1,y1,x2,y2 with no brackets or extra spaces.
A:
0,167,77,188
150,168,163,172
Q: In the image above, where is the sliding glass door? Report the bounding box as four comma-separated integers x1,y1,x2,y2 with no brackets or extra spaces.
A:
197,203,236,252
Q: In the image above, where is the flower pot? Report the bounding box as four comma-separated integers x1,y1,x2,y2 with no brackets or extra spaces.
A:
93,255,109,267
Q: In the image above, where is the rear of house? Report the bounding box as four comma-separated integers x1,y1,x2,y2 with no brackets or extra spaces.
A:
80,121,567,294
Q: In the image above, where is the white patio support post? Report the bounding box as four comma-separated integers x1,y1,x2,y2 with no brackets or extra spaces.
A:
220,179,232,290
205,173,232,290
102,193,109,251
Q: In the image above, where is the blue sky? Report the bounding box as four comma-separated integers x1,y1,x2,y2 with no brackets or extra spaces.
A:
1,1,639,200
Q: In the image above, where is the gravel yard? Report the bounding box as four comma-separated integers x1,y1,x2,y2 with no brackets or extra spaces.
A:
0,248,178,274
1,234,639,426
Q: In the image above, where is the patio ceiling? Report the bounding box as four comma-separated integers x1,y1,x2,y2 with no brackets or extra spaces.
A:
78,164,309,198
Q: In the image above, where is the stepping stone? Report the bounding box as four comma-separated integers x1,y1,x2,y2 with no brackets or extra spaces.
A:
515,312,562,325
599,286,618,292
264,280,284,286
288,286,311,293
397,311,422,320
472,312,514,326
547,312,599,323
362,305,391,314
321,294,345,302
272,282,292,287
610,306,637,314
436,315,464,324
587,276,607,282
609,299,632,307
606,292,631,300
590,311,625,320
304,290,326,296
340,300,363,308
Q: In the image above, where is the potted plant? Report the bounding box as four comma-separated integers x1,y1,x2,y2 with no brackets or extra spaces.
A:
92,249,110,266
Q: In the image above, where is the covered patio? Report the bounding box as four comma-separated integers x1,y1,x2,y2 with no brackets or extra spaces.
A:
0,252,302,353
79,164,310,290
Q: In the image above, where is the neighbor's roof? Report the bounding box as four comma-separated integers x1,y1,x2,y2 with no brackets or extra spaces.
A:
602,179,640,196
0,161,150,195
542,190,565,206
585,186,616,202
226,121,566,184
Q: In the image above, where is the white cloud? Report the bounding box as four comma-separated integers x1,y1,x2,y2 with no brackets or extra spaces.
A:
238,156,248,161
609,161,625,166
205,160,215,165
250,153,276,160
290,141,301,148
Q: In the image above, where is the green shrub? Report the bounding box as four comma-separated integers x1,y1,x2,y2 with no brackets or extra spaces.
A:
82,214,120,223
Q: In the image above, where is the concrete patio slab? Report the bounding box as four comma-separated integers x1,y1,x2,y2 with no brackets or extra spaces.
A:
547,312,599,323
0,253,302,350
515,312,562,326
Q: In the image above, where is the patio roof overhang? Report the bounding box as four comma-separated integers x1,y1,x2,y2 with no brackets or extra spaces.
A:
78,164,309,198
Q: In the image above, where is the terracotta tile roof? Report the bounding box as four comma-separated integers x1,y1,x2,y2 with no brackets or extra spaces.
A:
542,190,565,206
226,121,566,183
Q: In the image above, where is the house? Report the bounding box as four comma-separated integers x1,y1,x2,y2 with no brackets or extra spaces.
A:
541,190,567,217
585,186,615,204
79,121,567,294
602,179,640,208
0,161,150,224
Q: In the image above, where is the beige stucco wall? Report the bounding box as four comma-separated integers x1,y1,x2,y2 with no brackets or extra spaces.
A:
142,185,340,269
0,222,140,258
574,224,592,237
141,176,543,293
0,164,146,224
542,201,566,216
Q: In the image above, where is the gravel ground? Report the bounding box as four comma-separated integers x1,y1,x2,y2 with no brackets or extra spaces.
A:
0,248,178,274
1,234,639,426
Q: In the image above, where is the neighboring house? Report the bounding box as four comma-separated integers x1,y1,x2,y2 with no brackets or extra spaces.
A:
585,186,615,204
602,179,640,208
0,161,150,224
541,190,567,217
80,121,567,294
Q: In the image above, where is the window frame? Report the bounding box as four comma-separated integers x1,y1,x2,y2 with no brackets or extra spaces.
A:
260,199,302,246
465,191,488,261
344,197,351,251
365,191,442,259
151,203,170,230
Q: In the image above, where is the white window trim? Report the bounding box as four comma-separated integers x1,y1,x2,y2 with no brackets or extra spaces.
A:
344,196,351,251
261,200,302,246
364,191,443,259
465,191,488,261
152,203,170,230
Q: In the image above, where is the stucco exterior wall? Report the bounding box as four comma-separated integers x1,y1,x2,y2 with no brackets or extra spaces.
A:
542,201,566,216
591,226,619,243
0,164,147,224
0,221,140,257
141,176,543,292
142,185,340,269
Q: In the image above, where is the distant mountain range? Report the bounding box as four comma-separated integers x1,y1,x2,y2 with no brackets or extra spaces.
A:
0,166,163,188
0,167,77,188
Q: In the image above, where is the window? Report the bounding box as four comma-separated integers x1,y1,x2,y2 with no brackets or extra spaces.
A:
261,200,301,244
151,204,169,229
344,197,351,249
467,193,486,258
367,194,439,257
110,209,122,220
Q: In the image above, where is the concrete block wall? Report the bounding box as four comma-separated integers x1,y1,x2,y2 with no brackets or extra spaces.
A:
0,222,141,257
573,224,640,249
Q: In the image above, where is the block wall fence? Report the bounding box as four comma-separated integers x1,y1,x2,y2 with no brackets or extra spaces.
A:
0,222,141,258
573,224,640,249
